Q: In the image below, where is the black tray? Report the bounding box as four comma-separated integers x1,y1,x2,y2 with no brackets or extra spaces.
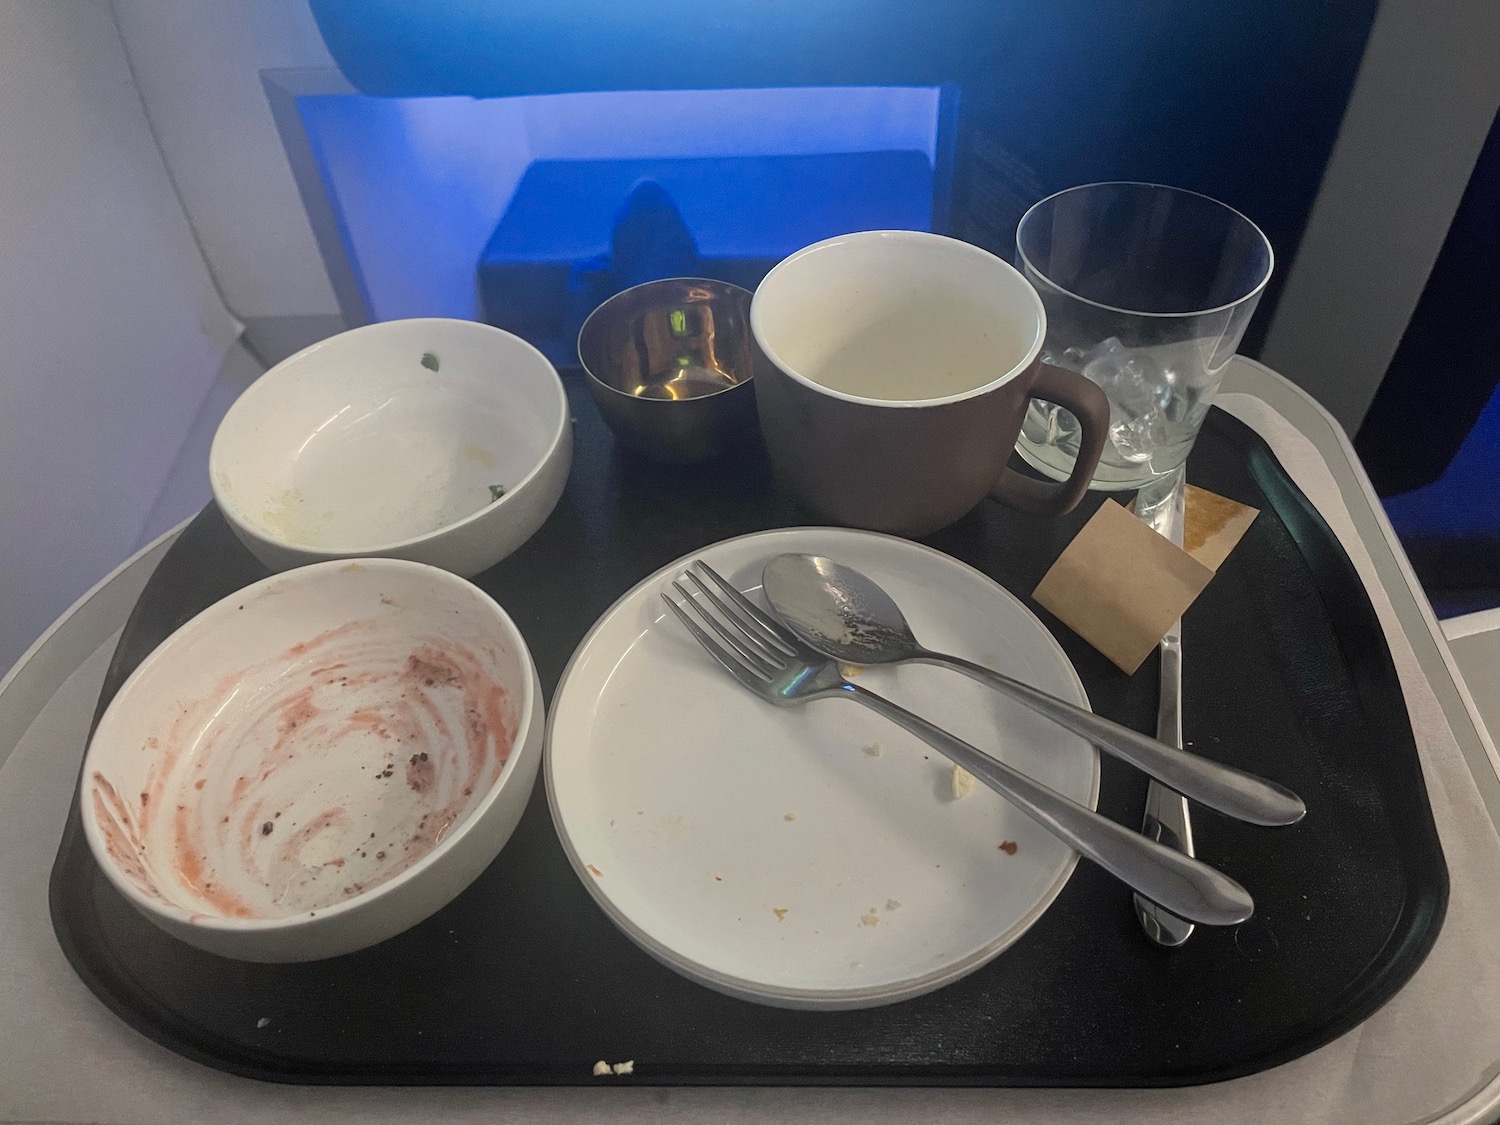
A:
49,374,1448,1086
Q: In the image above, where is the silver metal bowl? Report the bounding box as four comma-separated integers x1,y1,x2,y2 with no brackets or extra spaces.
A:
578,278,757,464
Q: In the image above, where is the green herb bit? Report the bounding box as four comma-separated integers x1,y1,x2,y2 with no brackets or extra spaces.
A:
420,352,440,372
488,484,507,501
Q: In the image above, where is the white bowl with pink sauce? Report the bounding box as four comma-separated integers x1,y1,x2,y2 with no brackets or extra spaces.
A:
79,558,542,962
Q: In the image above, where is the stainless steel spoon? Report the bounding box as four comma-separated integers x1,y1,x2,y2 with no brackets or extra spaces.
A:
761,553,1306,828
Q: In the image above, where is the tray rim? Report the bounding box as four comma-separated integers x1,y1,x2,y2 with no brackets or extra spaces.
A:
44,402,1450,1088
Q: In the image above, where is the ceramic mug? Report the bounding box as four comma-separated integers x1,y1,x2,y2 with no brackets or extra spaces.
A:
750,230,1110,537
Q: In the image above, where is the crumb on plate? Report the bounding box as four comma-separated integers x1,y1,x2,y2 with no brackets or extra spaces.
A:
773,907,789,921
951,764,976,800
999,840,1018,855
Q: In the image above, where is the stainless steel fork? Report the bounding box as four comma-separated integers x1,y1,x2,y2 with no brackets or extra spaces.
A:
661,559,1254,928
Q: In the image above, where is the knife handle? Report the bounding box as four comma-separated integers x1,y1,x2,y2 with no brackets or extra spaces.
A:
1134,627,1198,946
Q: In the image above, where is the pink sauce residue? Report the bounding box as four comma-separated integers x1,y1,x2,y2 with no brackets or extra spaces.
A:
90,774,165,904
90,622,516,919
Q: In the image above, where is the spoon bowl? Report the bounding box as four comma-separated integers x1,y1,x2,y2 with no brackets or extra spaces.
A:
762,554,918,666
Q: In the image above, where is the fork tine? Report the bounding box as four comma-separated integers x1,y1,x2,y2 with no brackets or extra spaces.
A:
690,561,798,656
682,571,788,667
661,592,772,684
672,580,782,675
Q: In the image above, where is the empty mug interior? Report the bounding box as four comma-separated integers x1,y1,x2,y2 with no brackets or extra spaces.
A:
751,232,1045,406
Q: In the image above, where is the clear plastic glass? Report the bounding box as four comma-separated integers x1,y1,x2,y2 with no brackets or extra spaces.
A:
1014,182,1274,491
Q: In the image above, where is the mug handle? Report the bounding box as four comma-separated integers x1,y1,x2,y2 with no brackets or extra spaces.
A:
989,362,1112,517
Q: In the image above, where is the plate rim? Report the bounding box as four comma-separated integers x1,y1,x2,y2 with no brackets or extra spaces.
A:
543,526,1099,1009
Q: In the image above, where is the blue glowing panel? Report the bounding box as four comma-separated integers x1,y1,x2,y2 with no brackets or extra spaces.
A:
1383,378,1500,539
309,1,1007,98
477,151,936,360
518,87,942,164
298,94,536,322
296,87,944,331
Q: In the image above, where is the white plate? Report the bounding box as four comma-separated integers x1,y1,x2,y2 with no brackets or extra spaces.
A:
545,528,1097,1009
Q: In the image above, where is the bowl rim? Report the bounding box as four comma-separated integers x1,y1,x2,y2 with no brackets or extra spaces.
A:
576,277,756,404
79,556,538,934
749,230,1046,410
209,318,569,558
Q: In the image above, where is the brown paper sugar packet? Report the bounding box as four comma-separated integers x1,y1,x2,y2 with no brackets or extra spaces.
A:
1033,500,1214,675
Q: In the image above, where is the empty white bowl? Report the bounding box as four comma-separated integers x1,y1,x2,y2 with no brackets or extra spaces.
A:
80,558,543,962
211,318,572,577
